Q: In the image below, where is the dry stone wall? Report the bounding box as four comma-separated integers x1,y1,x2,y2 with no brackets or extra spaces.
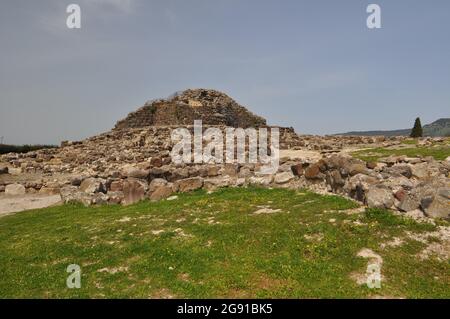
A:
115,89,267,129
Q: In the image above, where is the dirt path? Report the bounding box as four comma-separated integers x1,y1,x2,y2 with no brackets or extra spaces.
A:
0,194,62,217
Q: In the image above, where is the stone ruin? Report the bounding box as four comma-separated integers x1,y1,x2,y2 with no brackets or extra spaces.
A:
0,89,449,219
114,89,267,129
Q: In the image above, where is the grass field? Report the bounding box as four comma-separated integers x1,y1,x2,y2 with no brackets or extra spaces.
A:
351,146,450,162
0,187,448,299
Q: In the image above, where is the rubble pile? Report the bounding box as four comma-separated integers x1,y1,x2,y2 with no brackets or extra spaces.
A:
0,89,448,219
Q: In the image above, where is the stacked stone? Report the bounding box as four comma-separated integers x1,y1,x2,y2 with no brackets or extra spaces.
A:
114,89,267,129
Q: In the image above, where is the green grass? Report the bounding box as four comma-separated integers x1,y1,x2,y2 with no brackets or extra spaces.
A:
352,146,450,162
401,139,419,145
0,187,448,299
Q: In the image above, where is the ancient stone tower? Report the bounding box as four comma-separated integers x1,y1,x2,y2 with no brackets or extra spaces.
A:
114,89,267,129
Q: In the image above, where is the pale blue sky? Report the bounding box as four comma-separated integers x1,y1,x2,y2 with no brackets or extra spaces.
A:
1,0,449,144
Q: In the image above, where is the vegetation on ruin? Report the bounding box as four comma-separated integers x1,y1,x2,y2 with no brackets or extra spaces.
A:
0,187,448,298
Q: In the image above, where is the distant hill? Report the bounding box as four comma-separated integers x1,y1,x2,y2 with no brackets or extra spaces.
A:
338,118,450,137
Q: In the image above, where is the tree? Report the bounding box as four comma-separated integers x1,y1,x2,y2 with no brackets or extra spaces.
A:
410,117,423,138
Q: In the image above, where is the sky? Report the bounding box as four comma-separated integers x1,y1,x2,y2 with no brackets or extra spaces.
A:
0,0,449,145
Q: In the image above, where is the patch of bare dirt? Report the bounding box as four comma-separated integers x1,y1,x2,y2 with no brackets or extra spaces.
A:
0,194,62,217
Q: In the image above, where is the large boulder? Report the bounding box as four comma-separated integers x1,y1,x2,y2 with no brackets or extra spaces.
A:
366,187,394,209
348,163,368,176
122,178,148,205
149,185,174,201
203,176,235,190
344,173,380,201
248,175,273,186
381,176,415,194
174,177,204,193
421,187,450,219
290,164,304,176
5,183,26,196
149,178,168,192
410,162,444,180
109,180,124,192
120,165,150,180
397,194,420,212
80,178,106,194
382,165,412,178
304,163,324,180
60,186,109,206
326,169,345,191
274,171,295,184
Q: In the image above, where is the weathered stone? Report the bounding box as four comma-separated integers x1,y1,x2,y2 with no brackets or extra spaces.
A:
122,178,147,205
175,177,203,193
248,175,273,186
305,164,324,179
166,167,188,181
366,162,377,170
397,194,420,212
207,165,220,177
366,187,394,209
70,176,83,186
109,180,124,192
108,191,124,204
410,162,443,180
120,165,149,179
422,187,450,219
274,171,295,184
348,163,368,176
203,176,233,190
382,176,414,191
5,183,26,196
80,178,106,194
39,186,60,195
345,173,380,192
383,165,412,178
221,164,239,177
60,186,108,206
0,165,8,175
394,189,406,201
149,178,168,192
326,170,345,190
150,156,163,168
291,164,303,176
149,185,173,201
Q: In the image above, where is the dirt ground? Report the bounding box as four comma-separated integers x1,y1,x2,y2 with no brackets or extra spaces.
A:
0,194,62,217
